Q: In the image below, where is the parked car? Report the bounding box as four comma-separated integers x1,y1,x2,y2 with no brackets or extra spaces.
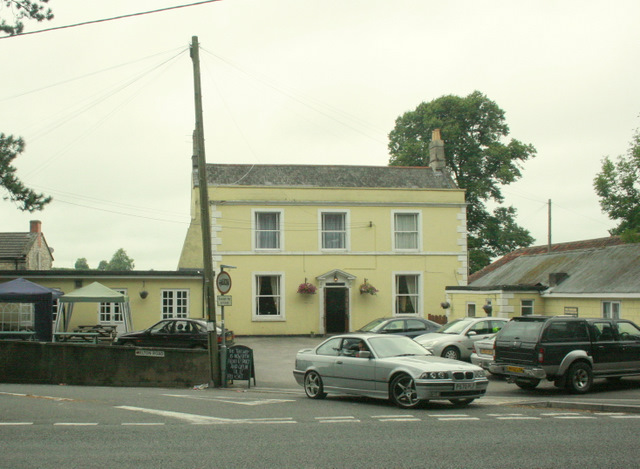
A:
413,317,508,361
113,318,234,349
470,337,500,374
490,315,640,394
356,316,440,338
293,333,488,409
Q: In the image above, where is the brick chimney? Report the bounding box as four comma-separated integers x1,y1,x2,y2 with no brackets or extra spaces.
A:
30,220,42,247
429,128,446,171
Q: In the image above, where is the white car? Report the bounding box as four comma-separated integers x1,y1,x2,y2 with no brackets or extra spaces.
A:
293,333,489,409
414,317,508,361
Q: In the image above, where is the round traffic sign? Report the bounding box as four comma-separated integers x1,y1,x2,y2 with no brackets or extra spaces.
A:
216,271,232,294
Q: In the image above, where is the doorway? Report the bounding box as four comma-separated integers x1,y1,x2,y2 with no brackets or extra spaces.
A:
325,287,348,333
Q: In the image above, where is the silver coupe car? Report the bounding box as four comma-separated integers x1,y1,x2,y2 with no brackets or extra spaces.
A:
293,333,489,409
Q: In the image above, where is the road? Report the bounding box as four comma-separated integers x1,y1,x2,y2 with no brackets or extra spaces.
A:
1,383,639,468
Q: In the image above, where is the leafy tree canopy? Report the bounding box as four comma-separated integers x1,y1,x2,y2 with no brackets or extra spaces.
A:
1,0,53,36
0,134,52,211
594,128,640,243
388,91,536,273
75,249,135,271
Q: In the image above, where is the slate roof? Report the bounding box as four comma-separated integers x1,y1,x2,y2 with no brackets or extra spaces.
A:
203,164,458,190
0,233,39,260
463,238,640,295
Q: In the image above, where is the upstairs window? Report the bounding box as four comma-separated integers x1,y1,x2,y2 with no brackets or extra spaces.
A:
255,211,282,250
393,212,419,250
321,212,347,250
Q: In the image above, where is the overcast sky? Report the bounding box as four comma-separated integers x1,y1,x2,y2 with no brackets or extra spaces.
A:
1,0,638,270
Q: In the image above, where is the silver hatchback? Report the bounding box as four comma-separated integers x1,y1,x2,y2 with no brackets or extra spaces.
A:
414,317,508,361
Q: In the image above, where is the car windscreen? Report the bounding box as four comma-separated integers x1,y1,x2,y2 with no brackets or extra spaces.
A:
497,320,545,342
436,319,472,334
369,336,430,358
358,318,386,332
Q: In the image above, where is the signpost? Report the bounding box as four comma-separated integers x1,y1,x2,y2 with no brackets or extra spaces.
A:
216,265,235,387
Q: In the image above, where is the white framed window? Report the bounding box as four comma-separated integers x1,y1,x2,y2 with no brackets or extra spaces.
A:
394,273,421,315
99,289,127,324
253,210,283,251
320,211,348,250
466,303,476,317
521,299,534,316
162,289,189,319
393,211,420,251
602,301,621,319
253,273,284,321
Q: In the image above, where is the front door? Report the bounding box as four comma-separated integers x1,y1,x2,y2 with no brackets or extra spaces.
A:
325,287,348,333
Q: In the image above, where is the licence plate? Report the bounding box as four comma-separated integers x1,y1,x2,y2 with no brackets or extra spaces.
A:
454,382,476,391
507,366,525,374
480,349,493,355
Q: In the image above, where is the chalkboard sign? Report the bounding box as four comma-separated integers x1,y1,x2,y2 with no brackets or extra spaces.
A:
226,345,256,387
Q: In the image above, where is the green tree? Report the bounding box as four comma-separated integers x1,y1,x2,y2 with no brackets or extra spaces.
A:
1,134,51,211
99,248,135,271
388,91,536,273
74,258,90,270
1,0,54,36
594,128,640,243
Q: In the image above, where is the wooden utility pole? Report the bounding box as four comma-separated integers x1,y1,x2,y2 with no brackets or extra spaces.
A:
190,36,220,387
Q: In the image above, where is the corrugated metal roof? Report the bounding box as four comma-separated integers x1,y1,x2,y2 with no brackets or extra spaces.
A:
203,164,459,190
470,243,640,294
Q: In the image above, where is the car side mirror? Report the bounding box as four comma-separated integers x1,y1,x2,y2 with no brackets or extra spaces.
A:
358,351,372,359
467,331,477,336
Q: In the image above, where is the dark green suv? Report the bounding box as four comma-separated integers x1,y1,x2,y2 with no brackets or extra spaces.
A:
490,316,640,393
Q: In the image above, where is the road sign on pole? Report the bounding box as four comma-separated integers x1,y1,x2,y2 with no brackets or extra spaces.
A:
216,271,232,294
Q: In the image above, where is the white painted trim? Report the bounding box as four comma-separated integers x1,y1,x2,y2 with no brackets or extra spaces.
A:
391,210,422,252
391,271,423,315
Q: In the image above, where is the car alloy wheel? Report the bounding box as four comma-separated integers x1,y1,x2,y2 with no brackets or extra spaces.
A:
565,362,593,394
390,373,422,409
442,346,460,361
304,371,327,399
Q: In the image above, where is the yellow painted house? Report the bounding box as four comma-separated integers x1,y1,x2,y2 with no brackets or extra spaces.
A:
445,237,640,324
179,137,468,335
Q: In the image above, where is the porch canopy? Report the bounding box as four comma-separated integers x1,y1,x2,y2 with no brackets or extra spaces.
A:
0,278,62,341
56,282,132,333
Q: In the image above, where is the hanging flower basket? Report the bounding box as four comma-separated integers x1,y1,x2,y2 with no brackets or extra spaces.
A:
359,282,378,295
297,282,317,295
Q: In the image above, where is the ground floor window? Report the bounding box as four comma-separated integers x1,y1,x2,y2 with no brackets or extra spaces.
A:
100,289,127,324
466,303,476,317
395,274,420,315
0,303,33,331
521,299,534,315
602,301,620,319
162,289,189,319
254,274,283,319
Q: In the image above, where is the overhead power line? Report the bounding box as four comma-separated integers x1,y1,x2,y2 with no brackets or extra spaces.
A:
0,0,223,40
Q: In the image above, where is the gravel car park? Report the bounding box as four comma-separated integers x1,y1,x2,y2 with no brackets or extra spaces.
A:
293,333,488,408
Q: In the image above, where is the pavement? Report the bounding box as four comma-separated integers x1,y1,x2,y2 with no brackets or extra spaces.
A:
232,335,640,413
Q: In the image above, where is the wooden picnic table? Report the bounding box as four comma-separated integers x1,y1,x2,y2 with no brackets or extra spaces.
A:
74,325,118,341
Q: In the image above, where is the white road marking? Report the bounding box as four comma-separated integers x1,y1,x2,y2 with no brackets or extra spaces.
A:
610,415,640,419
115,406,296,425
121,423,165,426
162,394,295,406
0,391,74,402
315,416,360,423
54,423,98,426
436,417,480,421
0,422,33,426
378,418,421,422
495,416,541,420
